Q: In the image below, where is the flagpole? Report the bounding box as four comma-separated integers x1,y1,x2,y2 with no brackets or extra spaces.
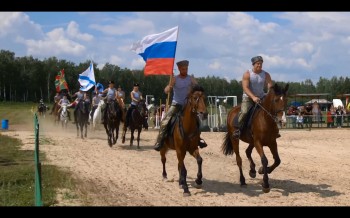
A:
165,26,179,113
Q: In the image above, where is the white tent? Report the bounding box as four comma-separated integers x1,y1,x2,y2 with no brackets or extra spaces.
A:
305,99,332,104
332,99,344,108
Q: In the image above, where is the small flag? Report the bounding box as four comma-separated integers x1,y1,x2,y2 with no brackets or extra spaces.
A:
95,82,104,93
78,63,95,91
131,26,178,76
55,69,69,92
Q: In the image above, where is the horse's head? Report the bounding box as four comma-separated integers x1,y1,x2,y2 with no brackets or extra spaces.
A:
137,99,147,117
107,100,118,117
188,85,208,120
264,83,289,122
61,103,67,114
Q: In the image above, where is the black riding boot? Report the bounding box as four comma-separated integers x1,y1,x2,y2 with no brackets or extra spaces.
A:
154,125,168,151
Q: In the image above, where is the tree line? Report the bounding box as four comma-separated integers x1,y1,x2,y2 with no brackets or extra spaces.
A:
1,49,350,106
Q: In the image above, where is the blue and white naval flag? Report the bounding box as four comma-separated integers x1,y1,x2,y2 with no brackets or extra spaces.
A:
78,63,95,91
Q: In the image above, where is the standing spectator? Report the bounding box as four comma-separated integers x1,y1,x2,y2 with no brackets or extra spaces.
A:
326,106,333,128
335,105,344,128
312,101,321,123
304,103,313,128
296,112,304,129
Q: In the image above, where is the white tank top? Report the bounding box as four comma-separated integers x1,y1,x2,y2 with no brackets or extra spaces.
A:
243,69,266,99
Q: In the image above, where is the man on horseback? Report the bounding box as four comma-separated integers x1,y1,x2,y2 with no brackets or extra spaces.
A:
100,81,119,124
50,93,61,115
153,60,208,151
91,92,101,120
233,55,280,138
57,95,71,121
70,88,87,124
124,83,143,128
116,85,126,109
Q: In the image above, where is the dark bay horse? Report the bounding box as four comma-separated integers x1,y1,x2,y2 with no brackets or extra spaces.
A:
121,99,147,149
37,103,49,118
222,83,289,193
76,100,89,139
159,85,208,197
103,100,123,147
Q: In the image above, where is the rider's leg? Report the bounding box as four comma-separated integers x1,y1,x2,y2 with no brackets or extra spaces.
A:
233,97,253,138
154,105,180,151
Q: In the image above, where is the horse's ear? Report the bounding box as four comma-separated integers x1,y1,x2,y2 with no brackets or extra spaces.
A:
284,84,289,94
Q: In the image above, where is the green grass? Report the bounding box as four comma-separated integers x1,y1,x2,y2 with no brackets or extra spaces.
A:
0,134,80,206
0,102,36,126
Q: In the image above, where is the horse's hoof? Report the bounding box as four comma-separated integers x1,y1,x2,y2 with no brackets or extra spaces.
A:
240,184,248,188
183,192,191,197
194,183,202,189
122,138,125,144
258,167,264,174
262,187,270,193
249,171,256,178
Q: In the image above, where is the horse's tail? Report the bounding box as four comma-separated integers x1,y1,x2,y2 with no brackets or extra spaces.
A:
222,131,234,156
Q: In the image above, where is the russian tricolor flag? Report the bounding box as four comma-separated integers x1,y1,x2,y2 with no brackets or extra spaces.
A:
131,26,178,76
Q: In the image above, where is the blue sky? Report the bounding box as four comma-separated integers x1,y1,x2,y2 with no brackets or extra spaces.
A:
1,12,350,83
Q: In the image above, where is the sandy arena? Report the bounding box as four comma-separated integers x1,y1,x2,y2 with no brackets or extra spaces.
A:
3,118,350,206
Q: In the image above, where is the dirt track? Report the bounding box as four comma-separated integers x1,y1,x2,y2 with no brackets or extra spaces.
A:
3,118,350,206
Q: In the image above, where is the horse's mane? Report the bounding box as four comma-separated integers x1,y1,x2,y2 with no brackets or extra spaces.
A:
269,83,289,96
191,84,205,93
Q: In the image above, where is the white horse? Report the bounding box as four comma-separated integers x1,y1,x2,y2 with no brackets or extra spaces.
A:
60,103,69,129
92,100,105,131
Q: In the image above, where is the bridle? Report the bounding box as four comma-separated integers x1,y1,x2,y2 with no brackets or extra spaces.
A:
256,94,286,123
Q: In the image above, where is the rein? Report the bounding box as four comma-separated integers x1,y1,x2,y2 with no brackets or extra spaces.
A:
256,97,284,123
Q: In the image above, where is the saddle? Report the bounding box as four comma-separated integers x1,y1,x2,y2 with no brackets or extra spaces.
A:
165,110,201,144
233,104,259,136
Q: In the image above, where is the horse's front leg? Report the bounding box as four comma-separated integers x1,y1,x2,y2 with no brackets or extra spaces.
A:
80,123,84,139
246,143,256,178
191,149,203,189
84,122,87,138
122,126,126,144
129,129,134,147
160,149,167,180
112,125,116,145
255,142,270,193
113,122,119,145
259,140,280,174
108,126,114,147
76,124,79,137
176,149,190,196
136,128,141,149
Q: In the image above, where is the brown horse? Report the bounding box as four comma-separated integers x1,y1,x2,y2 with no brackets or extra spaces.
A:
121,99,147,149
159,85,208,197
51,102,61,125
222,83,289,193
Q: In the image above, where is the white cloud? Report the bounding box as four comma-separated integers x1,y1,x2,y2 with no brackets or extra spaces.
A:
90,18,154,36
3,12,350,83
67,21,93,41
20,27,86,57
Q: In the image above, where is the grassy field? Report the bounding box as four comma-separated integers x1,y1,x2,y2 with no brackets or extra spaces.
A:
0,102,37,127
0,102,83,206
0,133,81,206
